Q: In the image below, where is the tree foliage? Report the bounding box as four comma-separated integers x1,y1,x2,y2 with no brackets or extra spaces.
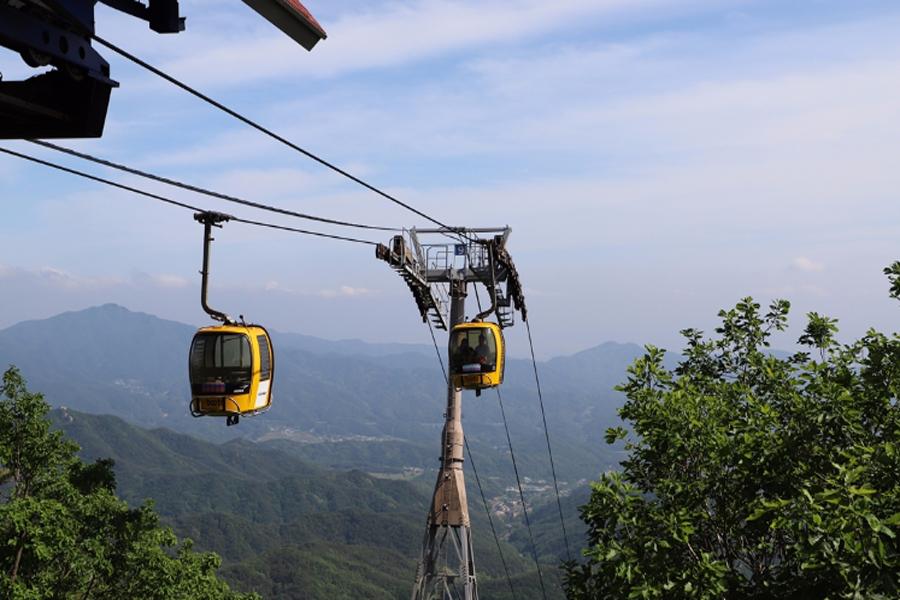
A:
0,366,258,600
886,261,900,301
566,269,900,599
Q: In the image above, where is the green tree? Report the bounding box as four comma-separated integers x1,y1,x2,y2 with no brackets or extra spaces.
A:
0,366,259,600
566,269,900,599
886,261,900,301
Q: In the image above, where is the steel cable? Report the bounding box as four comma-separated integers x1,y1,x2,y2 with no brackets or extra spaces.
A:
0,146,378,246
471,285,549,600
495,386,548,600
525,317,574,564
92,35,470,242
27,139,398,232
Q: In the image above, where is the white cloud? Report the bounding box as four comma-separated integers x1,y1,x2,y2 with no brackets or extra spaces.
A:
36,267,123,290
148,273,190,288
791,257,825,273
150,0,702,86
318,285,374,298
138,130,278,170
169,14,900,179
0,264,124,291
0,266,193,291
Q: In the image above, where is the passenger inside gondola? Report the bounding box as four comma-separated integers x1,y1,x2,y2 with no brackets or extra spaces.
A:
450,328,497,374
475,334,490,362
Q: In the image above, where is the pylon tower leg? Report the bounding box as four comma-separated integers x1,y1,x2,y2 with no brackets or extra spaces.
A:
412,279,478,600
412,523,477,600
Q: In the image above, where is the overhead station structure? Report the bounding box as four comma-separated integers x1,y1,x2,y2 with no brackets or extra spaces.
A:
377,228,526,600
0,0,326,139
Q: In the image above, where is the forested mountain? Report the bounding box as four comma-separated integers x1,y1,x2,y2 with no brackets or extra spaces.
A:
0,368,253,600
50,409,562,599
0,304,642,596
0,304,634,486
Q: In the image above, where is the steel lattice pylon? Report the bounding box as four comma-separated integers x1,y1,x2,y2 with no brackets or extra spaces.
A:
411,279,477,600
376,227,523,600
412,521,478,599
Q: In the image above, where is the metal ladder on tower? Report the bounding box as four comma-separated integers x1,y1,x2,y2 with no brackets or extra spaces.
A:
377,241,448,330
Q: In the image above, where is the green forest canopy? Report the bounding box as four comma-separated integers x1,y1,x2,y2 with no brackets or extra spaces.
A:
566,263,900,599
0,366,256,600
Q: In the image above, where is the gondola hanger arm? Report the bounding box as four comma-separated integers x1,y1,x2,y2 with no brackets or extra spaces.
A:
195,211,234,324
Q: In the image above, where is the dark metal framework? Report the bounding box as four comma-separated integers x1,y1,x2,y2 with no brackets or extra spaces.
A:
99,0,185,33
0,0,324,139
0,0,119,138
376,227,526,329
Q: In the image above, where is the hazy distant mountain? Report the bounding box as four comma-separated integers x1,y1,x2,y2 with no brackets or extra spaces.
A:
0,304,192,425
0,303,640,596
0,303,636,488
275,330,433,360
545,341,646,388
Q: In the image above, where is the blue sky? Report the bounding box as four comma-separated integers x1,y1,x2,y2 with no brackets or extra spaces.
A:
1,0,899,357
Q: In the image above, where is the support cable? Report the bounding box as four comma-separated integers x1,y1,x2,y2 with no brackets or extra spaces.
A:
229,217,377,245
92,35,470,241
474,251,572,567
0,147,377,246
427,320,449,384
525,317,574,564
426,320,516,599
463,438,515,599
472,286,548,599
495,386,548,600
1,146,199,211
27,139,397,232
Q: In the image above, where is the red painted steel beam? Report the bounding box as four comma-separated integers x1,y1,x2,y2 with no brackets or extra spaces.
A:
241,0,327,50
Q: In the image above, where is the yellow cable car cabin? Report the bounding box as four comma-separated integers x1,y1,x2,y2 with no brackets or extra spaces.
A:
449,322,505,392
189,325,274,421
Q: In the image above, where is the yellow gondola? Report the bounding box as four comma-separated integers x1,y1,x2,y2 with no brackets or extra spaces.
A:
449,321,505,393
188,211,276,426
189,324,274,421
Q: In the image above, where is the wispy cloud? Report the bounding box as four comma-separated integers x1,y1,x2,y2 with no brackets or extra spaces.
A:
150,0,699,86
32,266,123,290
791,257,825,273
4,1,900,354
144,273,190,288
0,264,195,291
264,280,290,293
318,285,374,299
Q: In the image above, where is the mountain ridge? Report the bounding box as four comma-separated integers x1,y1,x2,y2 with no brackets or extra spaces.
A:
1,302,634,500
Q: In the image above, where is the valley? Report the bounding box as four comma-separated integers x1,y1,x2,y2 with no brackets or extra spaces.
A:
0,303,638,597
